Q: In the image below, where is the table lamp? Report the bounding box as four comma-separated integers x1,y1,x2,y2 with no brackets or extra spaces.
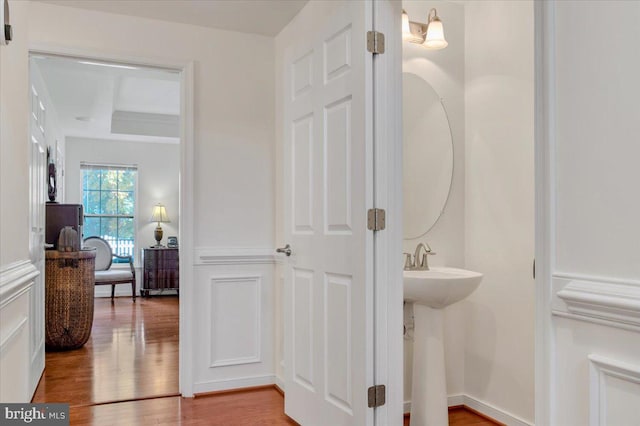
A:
149,203,170,247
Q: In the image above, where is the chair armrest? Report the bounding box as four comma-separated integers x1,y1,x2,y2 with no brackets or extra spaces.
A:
113,254,135,274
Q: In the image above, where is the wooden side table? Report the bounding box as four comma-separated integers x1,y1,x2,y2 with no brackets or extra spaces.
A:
141,247,179,297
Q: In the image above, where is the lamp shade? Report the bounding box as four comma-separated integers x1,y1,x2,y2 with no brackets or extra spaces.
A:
402,10,412,40
149,204,170,223
424,17,448,50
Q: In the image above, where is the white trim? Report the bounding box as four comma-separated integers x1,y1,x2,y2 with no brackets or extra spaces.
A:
555,274,640,329
208,275,262,368
275,374,285,392
0,261,38,309
27,44,196,398
193,374,275,395
179,60,196,398
0,317,28,353
447,394,465,407
589,354,640,426
534,1,556,425
403,395,533,426
463,395,533,426
372,1,404,425
195,247,278,265
552,311,640,333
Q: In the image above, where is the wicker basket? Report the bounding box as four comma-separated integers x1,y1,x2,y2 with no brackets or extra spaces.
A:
45,249,96,351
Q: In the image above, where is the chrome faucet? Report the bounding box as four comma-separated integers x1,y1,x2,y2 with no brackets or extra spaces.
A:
403,242,436,271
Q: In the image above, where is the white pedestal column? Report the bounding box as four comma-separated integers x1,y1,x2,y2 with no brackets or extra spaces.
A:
410,304,448,426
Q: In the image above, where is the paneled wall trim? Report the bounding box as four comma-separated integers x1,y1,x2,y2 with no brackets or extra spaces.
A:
208,275,262,368
195,248,279,265
589,354,640,426
0,260,38,309
554,273,640,330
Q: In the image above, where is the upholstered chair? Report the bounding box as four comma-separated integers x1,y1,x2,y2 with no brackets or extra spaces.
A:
83,237,136,301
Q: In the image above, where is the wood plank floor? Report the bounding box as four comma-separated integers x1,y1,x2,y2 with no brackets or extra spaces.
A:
70,388,297,426
32,296,179,406
404,407,500,426
71,391,496,426
33,294,497,425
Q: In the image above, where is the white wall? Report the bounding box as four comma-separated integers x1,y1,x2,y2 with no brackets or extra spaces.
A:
543,2,640,425
0,1,30,267
22,1,276,394
464,1,534,423
27,2,275,250
64,137,179,296
401,0,466,406
0,0,39,403
30,59,66,202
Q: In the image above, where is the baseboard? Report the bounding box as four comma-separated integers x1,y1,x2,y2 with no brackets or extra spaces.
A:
462,395,532,426
447,394,465,407
275,375,285,393
403,394,532,426
192,374,275,394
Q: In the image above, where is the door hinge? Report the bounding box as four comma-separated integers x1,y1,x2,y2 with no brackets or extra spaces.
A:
367,31,385,54
368,384,386,408
367,208,386,231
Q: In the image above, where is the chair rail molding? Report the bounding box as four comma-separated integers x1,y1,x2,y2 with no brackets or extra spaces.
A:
554,273,640,331
0,260,39,309
195,247,279,265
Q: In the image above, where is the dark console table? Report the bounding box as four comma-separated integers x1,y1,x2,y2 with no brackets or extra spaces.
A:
141,247,179,297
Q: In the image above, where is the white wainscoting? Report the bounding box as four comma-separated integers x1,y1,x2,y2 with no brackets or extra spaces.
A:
208,275,262,368
192,248,277,394
553,273,640,331
589,355,640,426
0,260,39,402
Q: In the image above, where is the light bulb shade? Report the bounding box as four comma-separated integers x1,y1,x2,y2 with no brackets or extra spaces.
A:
424,18,448,50
402,10,412,40
149,204,170,223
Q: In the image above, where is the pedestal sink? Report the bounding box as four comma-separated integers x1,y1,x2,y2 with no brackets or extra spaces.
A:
404,267,483,426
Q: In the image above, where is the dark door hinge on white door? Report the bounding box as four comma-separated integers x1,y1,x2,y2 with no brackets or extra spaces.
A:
367,208,386,231
367,384,386,408
367,31,385,54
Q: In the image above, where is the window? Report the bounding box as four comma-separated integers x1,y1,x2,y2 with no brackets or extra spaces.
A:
81,164,137,262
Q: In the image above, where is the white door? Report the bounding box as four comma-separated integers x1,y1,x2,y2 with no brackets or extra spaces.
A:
282,1,374,424
28,85,46,394
536,2,640,425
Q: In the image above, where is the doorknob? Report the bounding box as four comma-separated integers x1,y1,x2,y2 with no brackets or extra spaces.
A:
276,244,292,256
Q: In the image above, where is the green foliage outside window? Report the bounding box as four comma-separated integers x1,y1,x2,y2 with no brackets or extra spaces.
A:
82,166,136,261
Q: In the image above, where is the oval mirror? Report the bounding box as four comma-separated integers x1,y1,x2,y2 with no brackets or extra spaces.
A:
403,72,453,240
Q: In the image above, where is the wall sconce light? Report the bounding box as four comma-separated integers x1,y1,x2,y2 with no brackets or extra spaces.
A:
402,8,448,50
149,203,170,247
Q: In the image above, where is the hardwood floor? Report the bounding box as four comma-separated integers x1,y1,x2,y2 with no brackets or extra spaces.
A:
32,294,498,425
404,407,501,426
32,296,179,406
70,387,297,426
71,388,495,426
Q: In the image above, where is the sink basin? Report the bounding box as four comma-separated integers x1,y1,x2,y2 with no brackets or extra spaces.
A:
404,267,483,308
405,267,483,425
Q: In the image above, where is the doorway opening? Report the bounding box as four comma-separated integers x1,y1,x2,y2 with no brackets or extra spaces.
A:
28,51,193,406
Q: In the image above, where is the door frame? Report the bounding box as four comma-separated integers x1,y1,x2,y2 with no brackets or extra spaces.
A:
534,1,554,424
27,43,196,397
372,1,404,425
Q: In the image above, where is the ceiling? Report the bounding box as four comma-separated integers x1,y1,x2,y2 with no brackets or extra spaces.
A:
37,0,309,37
33,55,181,144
